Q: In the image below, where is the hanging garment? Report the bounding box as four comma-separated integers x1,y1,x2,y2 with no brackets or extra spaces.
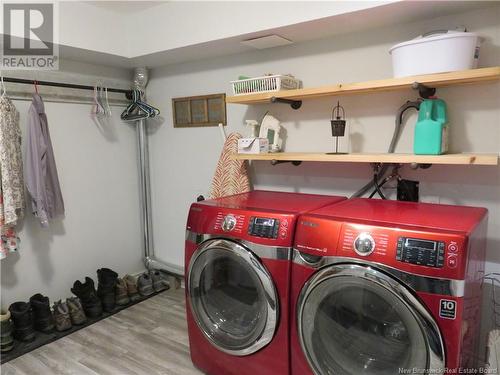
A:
210,132,251,199
1,186,19,259
25,94,65,227
0,95,24,225
487,330,500,371
0,95,23,260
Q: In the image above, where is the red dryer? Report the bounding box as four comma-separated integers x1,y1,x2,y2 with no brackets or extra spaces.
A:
291,198,488,375
185,190,346,375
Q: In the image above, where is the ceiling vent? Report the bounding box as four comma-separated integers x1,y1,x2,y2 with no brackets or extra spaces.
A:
241,35,293,49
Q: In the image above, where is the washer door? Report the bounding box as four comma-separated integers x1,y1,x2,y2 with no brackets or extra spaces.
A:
298,263,445,375
188,238,279,356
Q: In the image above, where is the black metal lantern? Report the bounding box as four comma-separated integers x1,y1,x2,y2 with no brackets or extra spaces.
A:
328,101,347,154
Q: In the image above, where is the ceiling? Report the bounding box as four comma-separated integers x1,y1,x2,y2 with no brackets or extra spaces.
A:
11,1,498,69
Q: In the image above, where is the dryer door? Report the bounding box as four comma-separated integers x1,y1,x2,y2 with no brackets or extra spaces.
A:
188,238,278,356
298,263,445,375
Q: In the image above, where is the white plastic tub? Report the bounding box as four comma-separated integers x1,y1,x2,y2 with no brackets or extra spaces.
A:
389,31,481,78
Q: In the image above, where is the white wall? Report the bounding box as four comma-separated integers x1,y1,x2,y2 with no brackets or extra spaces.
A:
0,60,144,307
147,6,500,271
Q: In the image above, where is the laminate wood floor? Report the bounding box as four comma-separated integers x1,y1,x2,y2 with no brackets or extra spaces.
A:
1,288,204,375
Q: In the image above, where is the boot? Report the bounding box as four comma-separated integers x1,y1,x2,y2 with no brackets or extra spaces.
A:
8,302,35,342
1,310,14,352
97,268,118,312
151,270,170,292
137,272,154,296
124,275,141,302
115,278,130,306
52,301,72,331
66,297,87,325
71,277,103,318
29,293,55,332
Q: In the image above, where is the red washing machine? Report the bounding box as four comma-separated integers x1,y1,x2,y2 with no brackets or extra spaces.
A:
291,198,488,375
185,190,346,375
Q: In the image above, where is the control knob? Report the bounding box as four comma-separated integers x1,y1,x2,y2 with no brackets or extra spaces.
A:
354,233,375,256
222,215,237,232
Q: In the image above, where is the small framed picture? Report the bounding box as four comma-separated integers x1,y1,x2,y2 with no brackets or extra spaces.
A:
172,93,226,128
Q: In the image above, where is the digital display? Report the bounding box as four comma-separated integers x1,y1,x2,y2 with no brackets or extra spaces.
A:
255,218,275,227
397,237,445,268
406,238,436,250
248,217,279,239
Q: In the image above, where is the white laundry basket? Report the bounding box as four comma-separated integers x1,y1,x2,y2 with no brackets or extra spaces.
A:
389,30,482,78
231,75,301,95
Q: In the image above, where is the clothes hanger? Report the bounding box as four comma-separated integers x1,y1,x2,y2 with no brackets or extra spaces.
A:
92,85,97,116
91,84,102,118
97,82,107,118
121,89,160,121
104,87,112,117
120,90,160,121
34,80,39,94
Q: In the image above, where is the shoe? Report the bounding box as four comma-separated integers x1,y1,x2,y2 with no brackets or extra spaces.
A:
71,277,103,318
124,275,141,302
29,293,55,332
151,270,170,292
52,301,72,331
0,310,14,352
66,297,87,325
137,272,154,296
97,268,118,312
115,278,130,306
8,302,35,342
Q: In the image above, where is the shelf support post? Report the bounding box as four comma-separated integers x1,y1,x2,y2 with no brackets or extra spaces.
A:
271,97,302,110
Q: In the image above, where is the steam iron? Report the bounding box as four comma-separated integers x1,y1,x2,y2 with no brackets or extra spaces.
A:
259,112,283,152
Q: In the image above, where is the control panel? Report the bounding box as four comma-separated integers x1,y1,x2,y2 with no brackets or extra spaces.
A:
396,237,445,268
248,217,280,239
338,223,464,277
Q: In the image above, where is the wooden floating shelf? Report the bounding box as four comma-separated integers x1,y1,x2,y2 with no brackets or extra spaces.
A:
234,152,499,166
226,67,500,105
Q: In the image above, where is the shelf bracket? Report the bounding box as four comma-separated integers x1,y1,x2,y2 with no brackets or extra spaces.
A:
412,82,436,99
270,159,302,166
271,97,302,110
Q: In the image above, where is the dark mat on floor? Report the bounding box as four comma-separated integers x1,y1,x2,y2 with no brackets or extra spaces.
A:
0,289,169,364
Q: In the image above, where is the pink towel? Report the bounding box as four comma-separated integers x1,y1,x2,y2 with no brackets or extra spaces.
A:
210,133,251,199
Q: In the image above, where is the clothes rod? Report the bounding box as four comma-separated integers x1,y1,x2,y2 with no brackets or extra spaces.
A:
8,94,128,107
3,77,132,98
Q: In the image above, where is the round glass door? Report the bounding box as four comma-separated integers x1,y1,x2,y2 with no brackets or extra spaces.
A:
188,239,278,356
298,264,444,375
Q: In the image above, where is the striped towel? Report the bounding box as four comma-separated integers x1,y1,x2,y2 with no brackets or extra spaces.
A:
210,133,251,199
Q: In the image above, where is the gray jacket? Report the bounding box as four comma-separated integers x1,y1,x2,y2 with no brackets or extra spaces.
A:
25,94,64,226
